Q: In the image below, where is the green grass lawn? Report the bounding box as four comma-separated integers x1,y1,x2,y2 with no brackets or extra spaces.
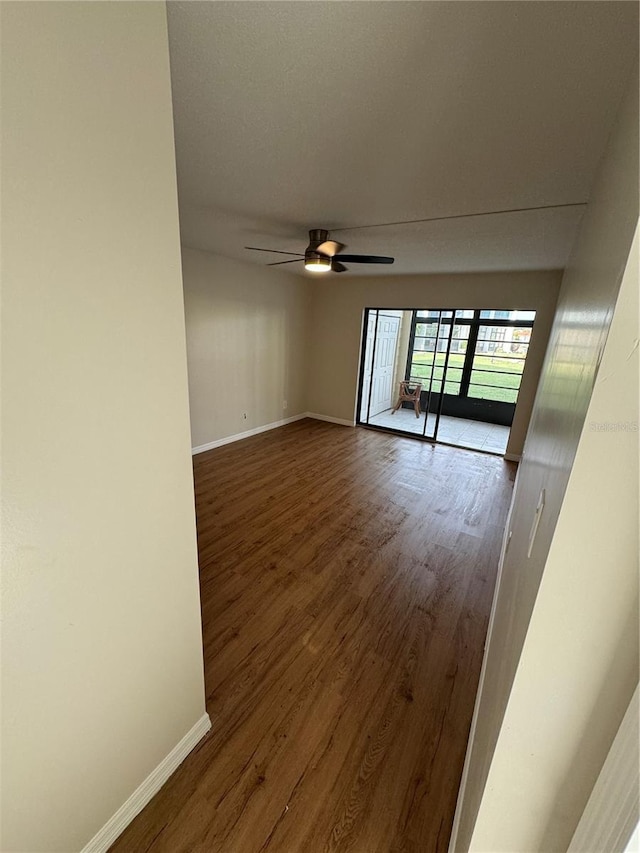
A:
408,351,523,403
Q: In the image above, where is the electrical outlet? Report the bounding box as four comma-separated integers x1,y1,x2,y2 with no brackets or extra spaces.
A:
283,400,288,410
243,413,247,420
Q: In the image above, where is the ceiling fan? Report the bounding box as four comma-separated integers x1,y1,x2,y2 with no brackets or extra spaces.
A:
245,229,394,273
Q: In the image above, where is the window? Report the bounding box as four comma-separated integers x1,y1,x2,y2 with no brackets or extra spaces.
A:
406,309,535,406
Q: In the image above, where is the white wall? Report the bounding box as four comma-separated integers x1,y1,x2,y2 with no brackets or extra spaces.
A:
470,222,638,852
568,684,639,853
1,4,207,851
181,248,311,450
307,271,560,456
451,66,639,851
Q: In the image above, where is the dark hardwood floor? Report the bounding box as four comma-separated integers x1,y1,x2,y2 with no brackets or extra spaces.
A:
110,419,515,853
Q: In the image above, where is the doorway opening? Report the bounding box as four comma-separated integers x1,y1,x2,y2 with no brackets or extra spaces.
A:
357,308,536,454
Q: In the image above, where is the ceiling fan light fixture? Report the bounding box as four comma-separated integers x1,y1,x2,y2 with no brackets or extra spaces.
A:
248,229,394,273
304,253,331,272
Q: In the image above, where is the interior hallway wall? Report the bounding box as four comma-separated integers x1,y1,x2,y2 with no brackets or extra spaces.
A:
452,64,639,852
1,4,206,850
470,221,638,852
182,248,312,450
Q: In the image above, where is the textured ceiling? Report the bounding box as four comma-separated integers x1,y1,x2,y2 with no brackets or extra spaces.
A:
167,1,638,276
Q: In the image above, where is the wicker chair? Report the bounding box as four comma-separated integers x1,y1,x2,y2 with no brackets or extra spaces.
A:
391,381,422,418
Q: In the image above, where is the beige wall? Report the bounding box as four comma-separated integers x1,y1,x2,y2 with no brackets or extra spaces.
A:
1,4,206,851
392,311,413,392
182,248,312,449
452,67,639,851
470,223,638,852
307,271,561,456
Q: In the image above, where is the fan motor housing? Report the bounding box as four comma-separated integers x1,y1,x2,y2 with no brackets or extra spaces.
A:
305,229,332,269
307,229,329,248
305,250,328,262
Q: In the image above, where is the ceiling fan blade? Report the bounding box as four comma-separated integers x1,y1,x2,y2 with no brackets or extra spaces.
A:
267,259,305,266
245,246,304,257
331,261,347,273
334,254,394,264
316,240,345,256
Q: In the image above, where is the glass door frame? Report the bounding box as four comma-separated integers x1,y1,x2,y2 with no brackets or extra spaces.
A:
356,307,456,443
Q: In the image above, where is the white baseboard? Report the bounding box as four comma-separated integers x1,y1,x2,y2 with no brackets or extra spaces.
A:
306,412,355,427
504,453,522,462
81,713,212,853
191,413,308,455
191,412,355,454
448,463,522,853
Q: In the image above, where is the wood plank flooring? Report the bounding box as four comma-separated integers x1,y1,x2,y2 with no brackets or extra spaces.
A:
110,419,516,853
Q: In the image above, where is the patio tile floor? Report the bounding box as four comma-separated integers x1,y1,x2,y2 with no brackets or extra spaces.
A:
365,408,510,455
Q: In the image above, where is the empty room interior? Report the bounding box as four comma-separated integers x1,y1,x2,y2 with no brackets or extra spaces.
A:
2,3,639,853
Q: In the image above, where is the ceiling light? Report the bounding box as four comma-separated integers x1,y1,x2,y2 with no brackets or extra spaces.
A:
304,255,332,273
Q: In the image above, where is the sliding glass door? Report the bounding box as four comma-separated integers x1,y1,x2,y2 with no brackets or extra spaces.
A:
357,307,535,447
358,309,456,441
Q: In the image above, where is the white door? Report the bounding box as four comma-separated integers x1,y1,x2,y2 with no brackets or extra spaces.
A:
361,312,400,419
